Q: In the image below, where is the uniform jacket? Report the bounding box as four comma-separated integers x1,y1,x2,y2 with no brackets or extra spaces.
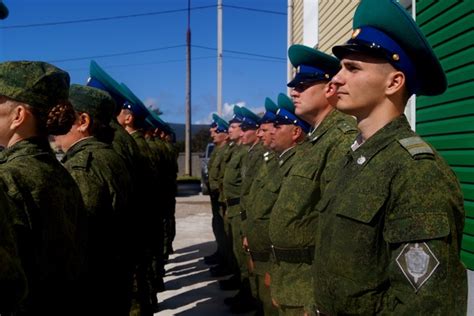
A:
269,109,357,307
313,115,467,315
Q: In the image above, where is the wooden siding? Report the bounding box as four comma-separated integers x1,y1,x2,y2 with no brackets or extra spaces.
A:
415,0,474,269
319,0,359,54
292,0,305,45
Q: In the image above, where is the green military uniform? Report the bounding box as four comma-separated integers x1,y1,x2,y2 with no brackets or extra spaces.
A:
240,141,266,234
223,143,248,277
0,61,86,315
269,110,357,311
208,143,228,260
62,137,133,315
313,116,466,314
0,189,27,314
312,0,467,314
0,138,86,315
245,149,294,316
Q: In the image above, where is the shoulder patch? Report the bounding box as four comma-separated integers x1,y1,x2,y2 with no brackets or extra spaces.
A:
398,136,434,157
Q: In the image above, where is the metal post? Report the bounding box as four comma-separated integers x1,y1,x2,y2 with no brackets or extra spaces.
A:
185,0,192,175
217,0,223,116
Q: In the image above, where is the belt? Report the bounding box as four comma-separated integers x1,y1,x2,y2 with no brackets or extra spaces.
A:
271,245,315,264
249,249,270,262
226,197,240,207
240,210,247,220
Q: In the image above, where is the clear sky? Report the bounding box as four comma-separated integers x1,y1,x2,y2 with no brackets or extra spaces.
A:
0,0,289,125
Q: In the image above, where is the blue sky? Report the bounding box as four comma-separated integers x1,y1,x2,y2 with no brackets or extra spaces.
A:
0,0,288,125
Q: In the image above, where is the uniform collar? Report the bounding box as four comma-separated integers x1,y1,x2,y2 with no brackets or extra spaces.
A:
0,137,53,164
347,115,412,167
308,109,344,142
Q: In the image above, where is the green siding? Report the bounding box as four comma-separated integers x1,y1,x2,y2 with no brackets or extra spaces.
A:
416,0,474,269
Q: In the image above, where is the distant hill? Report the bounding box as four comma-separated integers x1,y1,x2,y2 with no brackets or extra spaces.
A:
168,123,210,142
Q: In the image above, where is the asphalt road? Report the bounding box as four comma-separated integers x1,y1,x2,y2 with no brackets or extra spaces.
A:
156,194,253,316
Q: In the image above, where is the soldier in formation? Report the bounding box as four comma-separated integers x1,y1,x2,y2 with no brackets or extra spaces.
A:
205,0,466,315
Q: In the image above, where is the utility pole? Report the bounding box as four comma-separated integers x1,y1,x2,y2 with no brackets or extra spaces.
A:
217,0,223,115
185,0,192,176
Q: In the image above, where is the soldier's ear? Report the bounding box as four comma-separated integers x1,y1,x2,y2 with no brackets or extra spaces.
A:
9,103,29,130
386,70,405,97
77,112,91,133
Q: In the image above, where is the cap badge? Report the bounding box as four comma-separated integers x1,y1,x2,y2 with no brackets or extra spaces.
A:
352,28,361,39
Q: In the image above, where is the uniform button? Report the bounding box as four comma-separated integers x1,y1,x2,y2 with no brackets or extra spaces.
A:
356,156,366,165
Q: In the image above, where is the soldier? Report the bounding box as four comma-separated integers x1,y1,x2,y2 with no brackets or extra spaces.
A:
313,0,467,314
52,84,133,316
217,105,245,292
0,61,86,315
117,84,163,315
224,106,262,313
241,96,280,316
205,114,230,267
268,46,358,315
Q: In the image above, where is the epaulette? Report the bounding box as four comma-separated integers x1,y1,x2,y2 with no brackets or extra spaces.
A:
71,151,93,170
398,136,434,158
337,120,357,134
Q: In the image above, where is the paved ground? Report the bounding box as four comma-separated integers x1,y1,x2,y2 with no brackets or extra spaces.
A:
156,194,253,316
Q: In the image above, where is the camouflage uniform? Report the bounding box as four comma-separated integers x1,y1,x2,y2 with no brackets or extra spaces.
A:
208,144,228,260
268,110,357,313
313,115,467,315
0,137,86,315
245,149,295,316
61,137,133,315
0,189,27,314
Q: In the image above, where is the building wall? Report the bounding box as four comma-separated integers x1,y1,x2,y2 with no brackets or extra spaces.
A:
318,0,359,54
292,0,305,45
414,0,474,271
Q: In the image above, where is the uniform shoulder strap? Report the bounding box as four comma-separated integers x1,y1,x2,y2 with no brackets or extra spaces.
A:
398,136,434,158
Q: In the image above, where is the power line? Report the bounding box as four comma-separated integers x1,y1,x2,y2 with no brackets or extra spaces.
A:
47,45,186,63
224,4,286,16
48,44,284,64
0,5,216,29
0,4,284,30
193,44,286,61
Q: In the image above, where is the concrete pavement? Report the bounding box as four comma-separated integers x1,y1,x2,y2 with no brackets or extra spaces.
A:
156,194,253,315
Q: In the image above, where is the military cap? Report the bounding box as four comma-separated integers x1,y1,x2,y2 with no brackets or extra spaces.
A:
332,0,446,96
87,60,131,110
229,105,244,124
287,45,340,88
0,61,70,109
240,106,260,131
275,93,311,133
0,2,9,19
69,84,115,123
120,83,151,120
212,113,229,133
259,97,278,124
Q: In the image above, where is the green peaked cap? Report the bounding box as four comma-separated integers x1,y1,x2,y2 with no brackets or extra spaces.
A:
277,93,294,113
264,97,278,113
333,0,446,96
88,60,132,111
287,45,340,87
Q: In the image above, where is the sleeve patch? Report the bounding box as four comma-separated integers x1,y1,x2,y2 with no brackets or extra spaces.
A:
398,136,434,157
396,242,439,292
